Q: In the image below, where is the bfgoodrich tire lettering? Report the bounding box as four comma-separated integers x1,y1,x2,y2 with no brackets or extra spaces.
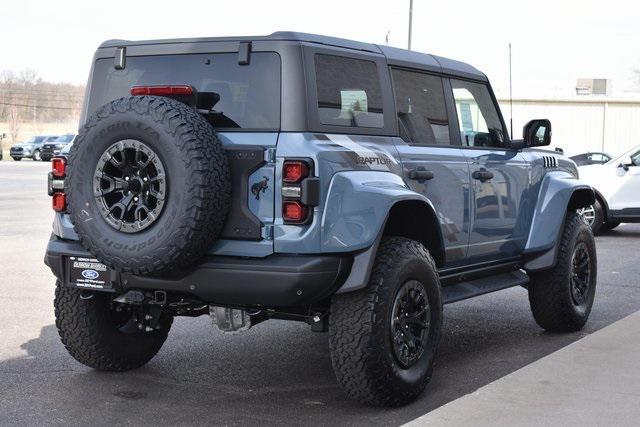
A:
528,211,597,332
66,96,230,275
328,237,443,406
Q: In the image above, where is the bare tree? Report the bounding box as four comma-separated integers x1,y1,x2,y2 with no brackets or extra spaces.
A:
1,68,84,125
8,106,21,144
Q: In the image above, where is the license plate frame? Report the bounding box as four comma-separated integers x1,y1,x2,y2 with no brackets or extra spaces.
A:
66,256,112,291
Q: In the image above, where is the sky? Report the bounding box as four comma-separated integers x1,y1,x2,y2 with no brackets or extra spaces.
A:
2,0,640,98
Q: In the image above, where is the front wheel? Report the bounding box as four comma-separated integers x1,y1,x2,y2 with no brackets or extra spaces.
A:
13,157,21,161
32,150,41,161
528,212,597,332
328,237,443,406
54,282,172,371
578,199,604,234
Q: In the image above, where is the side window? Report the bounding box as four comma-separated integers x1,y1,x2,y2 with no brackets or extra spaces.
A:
451,79,505,148
314,54,384,128
631,150,640,166
391,69,450,145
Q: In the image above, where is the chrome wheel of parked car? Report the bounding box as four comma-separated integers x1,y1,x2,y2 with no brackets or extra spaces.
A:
94,139,167,233
391,280,430,368
577,205,595,226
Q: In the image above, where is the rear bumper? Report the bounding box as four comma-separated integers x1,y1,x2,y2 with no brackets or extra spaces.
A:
44,236,352,307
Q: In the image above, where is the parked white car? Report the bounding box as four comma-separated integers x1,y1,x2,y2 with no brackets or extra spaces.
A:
578,145,640,233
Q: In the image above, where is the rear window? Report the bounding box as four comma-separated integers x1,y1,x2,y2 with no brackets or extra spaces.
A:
314,54,384,128
55,134,75,143
89,52,281,130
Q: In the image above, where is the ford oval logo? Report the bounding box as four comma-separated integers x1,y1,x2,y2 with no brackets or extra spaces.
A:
82,269,99,279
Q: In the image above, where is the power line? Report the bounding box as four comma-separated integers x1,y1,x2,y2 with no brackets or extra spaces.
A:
1,90,84,101
0,86,84,95
0,101,78,111
1,97,83,106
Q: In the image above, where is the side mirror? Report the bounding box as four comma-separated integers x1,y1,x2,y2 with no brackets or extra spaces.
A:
619,156,634,171
523,119,552,147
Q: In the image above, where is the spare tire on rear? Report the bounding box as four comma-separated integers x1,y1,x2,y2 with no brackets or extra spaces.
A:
67,95,230,275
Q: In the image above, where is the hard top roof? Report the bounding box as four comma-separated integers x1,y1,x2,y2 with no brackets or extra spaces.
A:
100,31,486,81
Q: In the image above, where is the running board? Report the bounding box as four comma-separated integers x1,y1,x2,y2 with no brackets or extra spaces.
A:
442,270,529,304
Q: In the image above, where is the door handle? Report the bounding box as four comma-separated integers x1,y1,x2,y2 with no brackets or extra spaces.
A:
408,168,435,181
472,170,494,181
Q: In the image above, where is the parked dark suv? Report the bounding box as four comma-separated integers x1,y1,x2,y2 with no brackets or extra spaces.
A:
45,32,597,406
41,134,76,161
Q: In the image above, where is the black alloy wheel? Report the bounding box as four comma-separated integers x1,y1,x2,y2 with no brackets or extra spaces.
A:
94,139,167,233
570,242,592,305
391,280,430,368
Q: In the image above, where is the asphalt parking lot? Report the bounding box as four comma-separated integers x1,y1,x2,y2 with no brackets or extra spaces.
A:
1,160,639,426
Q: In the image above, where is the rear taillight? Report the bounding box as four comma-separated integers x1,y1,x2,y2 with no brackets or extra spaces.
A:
281,159,318,224
283,160,309,183
283,201,308,223
52,193,67,212
130,85,193,96
49,156,67,212
52,157,66,177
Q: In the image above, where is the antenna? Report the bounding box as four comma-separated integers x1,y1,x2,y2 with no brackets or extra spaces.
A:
408,0,413,50
509,42,513,139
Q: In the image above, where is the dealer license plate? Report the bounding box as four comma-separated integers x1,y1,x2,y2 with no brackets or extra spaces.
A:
67,257,111,290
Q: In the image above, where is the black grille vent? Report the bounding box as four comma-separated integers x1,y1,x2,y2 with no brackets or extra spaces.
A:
542,156,558,169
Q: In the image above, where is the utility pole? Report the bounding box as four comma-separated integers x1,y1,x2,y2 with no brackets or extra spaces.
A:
509,43,513,139
408,0,413,50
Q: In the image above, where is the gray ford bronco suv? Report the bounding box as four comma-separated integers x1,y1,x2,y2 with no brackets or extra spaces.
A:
45,32,597,406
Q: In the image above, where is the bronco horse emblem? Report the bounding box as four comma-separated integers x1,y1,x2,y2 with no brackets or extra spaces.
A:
251,176,270,200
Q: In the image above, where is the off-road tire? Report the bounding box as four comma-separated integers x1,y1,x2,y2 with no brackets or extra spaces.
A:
528,211,597,332
66,96,230,275
54,282,172,371
329,237,443,407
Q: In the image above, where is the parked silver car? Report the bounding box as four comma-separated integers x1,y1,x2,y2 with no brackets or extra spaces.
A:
10,135,58,161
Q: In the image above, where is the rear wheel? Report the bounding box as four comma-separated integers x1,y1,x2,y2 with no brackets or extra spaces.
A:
329,237,443,406
528,212,597,332
54,282,172,371
32,149,41,161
